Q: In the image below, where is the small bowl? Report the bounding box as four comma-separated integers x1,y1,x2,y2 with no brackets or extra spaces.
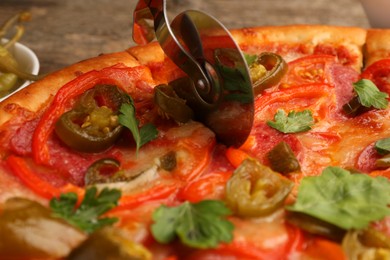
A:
0,39,40,102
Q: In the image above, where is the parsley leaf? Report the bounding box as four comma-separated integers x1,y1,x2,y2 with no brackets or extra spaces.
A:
118,99,158,154
151,200,234,249
267,109,314,133
50,187,121,234
244,53,258,66
286,166,390,230
354,79,389,109
375,138,390,155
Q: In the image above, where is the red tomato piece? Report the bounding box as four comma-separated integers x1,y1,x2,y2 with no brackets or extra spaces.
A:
255,83,334,122
177,171,232,203
361,59,390,95
280,54,336,87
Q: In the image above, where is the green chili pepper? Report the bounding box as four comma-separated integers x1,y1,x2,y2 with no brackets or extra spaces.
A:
286,211,345,241
154,84,194,123
251,52,288,95
55,85,128,153
0,72,18,93
0,12,31,40
0,12,40,85
376,154,390,168
0,46,40,81
267,141,300,174
225,158,293,218
85,158,121,185
342,95,370,116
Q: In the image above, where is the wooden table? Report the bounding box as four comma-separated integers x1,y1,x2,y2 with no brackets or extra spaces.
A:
0,0,370,74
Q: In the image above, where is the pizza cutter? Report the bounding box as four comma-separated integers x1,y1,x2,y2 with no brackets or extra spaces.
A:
132,0,254,147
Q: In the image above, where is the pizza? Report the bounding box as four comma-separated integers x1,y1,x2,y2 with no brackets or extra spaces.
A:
1,24,390,259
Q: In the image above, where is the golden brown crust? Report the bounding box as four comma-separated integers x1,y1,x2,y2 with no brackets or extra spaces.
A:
0,25,384,128
0,51,140,125
364,29,390,67
230,25,367,71
126,42,165,65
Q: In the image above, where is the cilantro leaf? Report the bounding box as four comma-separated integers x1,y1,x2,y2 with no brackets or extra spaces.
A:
267,109,314,133
286,166,390,230
50,187,121,234
354,79,388,109
118,100,158,154
244,53,258,66
151,200,234,249
375,138,390,155
139,123,159,147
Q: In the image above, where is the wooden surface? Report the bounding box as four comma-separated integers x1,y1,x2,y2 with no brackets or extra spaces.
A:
0,0,370,74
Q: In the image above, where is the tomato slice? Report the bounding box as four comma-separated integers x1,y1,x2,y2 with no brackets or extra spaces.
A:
255,83,334,122
177,171,232,203
361,59,390,94
280,55,336,87
278,54,358,114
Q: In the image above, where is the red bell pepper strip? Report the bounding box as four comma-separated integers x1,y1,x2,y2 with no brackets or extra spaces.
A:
177,171,232,203
255,83,333,116
6,155,84,199
112,183,179,213
7,154,179,211
31,65,153,165
225,147,251,168
301,237,346,260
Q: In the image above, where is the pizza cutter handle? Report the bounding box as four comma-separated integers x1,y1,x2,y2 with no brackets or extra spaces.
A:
132,0,212,96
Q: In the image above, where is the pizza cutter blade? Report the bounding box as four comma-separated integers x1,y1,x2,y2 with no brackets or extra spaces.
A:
132,0,254,147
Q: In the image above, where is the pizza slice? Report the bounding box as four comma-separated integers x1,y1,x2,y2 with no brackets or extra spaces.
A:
0,24,389,259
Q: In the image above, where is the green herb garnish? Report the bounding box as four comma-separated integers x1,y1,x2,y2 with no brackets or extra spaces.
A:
353,79,388,109
375,138,390,155
244,53,258,66
286,166,390,230
50,187,121,234
267,109,314,133
119,99,158,154
151,200,234,249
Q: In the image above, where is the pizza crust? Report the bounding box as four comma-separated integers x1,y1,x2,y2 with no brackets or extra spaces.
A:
230,25,367,71
0,51,140,125
364,29,390,67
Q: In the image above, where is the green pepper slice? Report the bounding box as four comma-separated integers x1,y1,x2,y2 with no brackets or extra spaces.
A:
0,12,40,82
376,154,390,168
225,158,294,218
267,141,300,174
55,85,128,153
85,158,121,185
342,95,371,116
251,52,288,95
286,211,345,241
154,84,194,123
0,72,18,93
